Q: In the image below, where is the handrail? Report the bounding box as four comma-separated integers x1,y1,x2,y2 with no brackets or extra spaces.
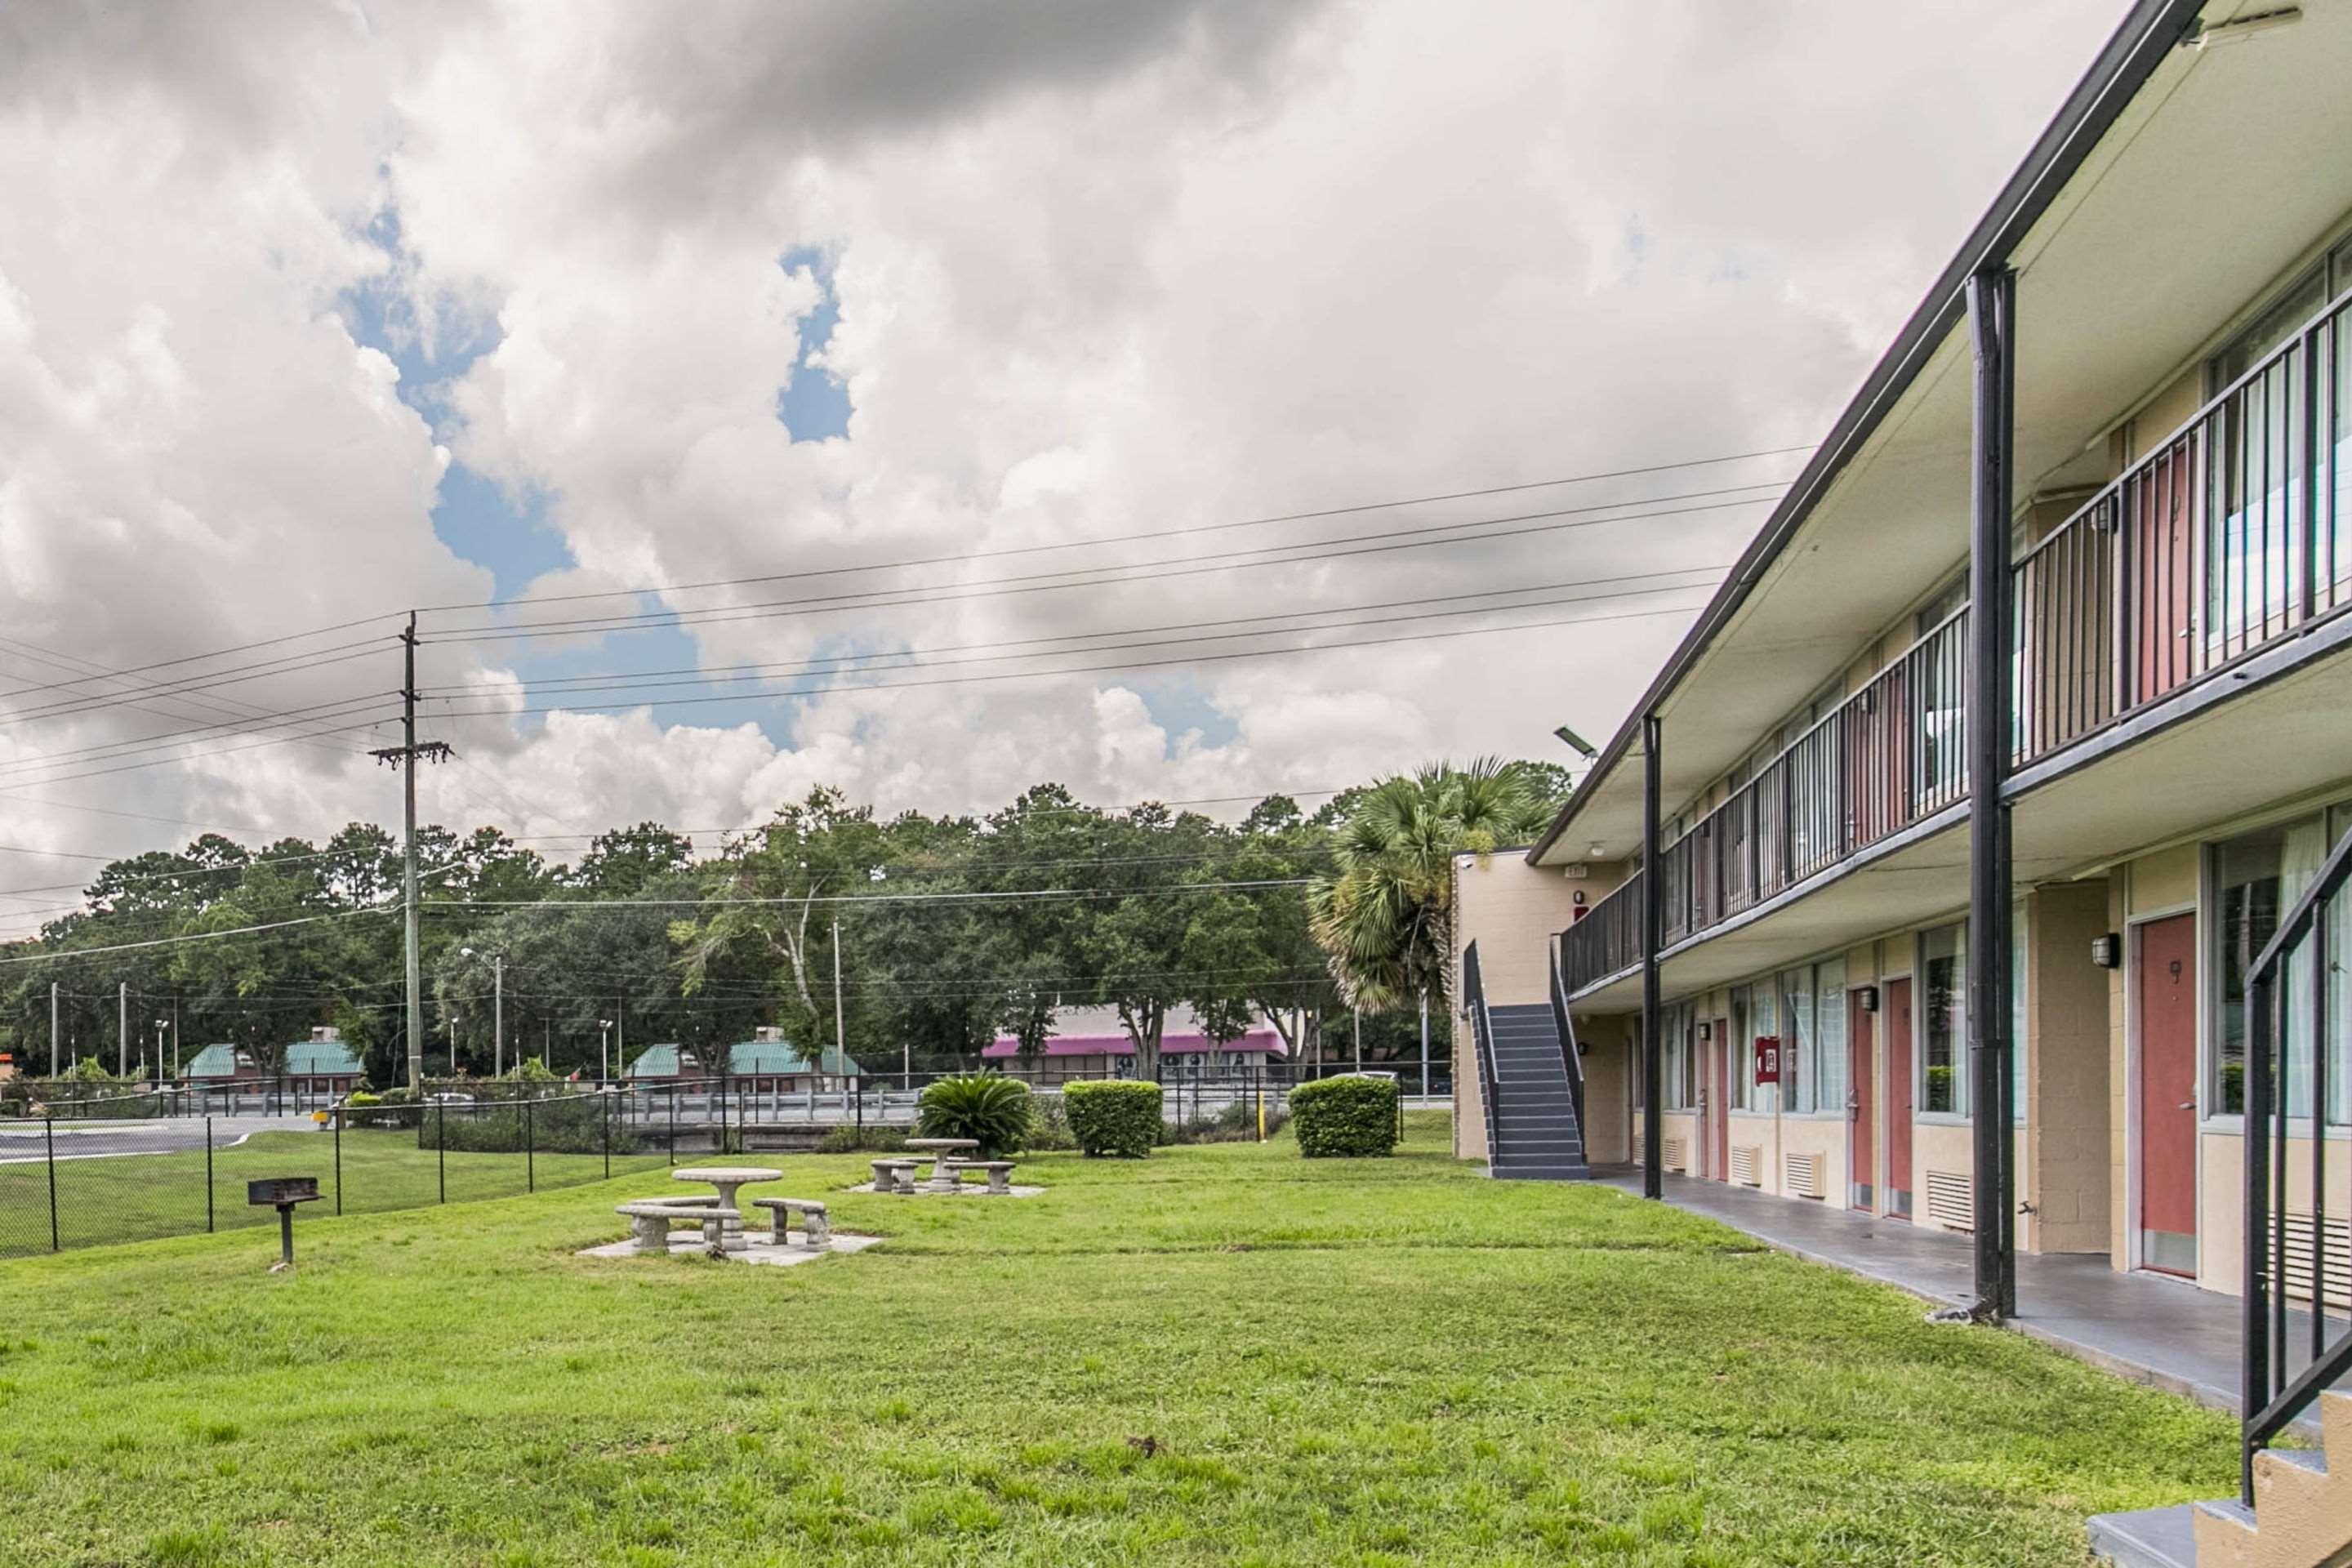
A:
1464,942,1500,1170
1549,942,1586,1142
2240,815,2352,1503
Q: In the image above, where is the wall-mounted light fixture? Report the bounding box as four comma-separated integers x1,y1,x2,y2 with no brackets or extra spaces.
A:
1855,984,1881,1013
1697,1021,1713,1042
1571,889,1587,907
1587,841,1606,859
2184,7,2301,50
2091,933,2122,969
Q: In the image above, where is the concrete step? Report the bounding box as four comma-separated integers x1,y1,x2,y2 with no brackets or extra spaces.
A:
2087,1504,2196,1568
1493,1165,1592,1181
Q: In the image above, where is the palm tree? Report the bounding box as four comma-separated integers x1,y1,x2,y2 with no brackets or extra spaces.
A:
1307,758,1557,1013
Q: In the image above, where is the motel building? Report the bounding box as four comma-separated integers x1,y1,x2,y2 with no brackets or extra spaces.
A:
1452,3,2352,1558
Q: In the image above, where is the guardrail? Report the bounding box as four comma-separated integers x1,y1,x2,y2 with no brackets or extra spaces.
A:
1464,941,1499,1168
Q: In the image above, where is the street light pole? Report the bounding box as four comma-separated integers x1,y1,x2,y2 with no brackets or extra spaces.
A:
832,917,845,1071
493,955,504,1077
1419,987,1429,1102
599,1019,612,1083
118,980,128,1079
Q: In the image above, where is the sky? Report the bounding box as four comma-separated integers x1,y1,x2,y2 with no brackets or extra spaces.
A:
0,0,2126,932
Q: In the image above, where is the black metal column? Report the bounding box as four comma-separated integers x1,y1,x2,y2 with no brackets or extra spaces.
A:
1966,265,2018,1319
1642,711,1664,1200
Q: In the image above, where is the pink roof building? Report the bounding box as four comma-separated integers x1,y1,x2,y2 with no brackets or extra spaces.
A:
982,1004,1285,1070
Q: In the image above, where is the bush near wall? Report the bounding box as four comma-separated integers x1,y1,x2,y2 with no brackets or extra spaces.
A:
1290,1075,1399,1158
1065,1080,1160,1157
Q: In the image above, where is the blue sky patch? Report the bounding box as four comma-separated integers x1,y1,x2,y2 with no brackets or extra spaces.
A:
1119,672,1241,756
775,245,852,443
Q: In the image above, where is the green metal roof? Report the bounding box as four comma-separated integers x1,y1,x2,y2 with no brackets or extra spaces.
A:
727,1037,813,1076
184,1044,247,1078
285,1039,363,1076
625,1044,695,1078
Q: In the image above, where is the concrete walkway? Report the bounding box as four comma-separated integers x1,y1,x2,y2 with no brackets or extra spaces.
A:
1598,1169,2332,1419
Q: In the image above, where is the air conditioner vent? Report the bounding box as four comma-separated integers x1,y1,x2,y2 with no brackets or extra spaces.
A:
2281,1212,2352,1310
1730,1144,1762,1187
1925,1169,1974,1232
1662,1136,1688,1174
1785,1152,1824,1200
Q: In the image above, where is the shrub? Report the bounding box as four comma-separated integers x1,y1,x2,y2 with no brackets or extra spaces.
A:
1064,1080,1161,1158
1289,1075,1399,1158
916,1074,1031,1158
1166,1095,1290,1145
815,1124,906,1154
1026,1094,1077,1152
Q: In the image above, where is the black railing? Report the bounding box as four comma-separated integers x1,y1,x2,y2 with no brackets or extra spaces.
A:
1561,871,1644,994
1548,943,1586,1142
1561,609,1968,992
2241,817,2352,1503
2020,282,2352,765
1464,941,1499,1168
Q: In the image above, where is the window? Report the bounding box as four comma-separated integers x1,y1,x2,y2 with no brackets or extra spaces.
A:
1661,1004,1696,1111
1921,924,1967,1114
1815,958,1847,1116
2213,807,2352,1123
1743,982,1778,1111
1783,965,1813,1112
1761,959,1848,1116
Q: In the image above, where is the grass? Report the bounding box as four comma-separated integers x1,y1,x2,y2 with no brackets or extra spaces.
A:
0,1111,2234,1566
0,1129,670,1257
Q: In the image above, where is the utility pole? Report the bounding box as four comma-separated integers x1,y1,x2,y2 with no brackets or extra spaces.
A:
832,917,845,1071
369,612,452,1094
49,982,58,1077
1352,1007,1361,1075
493,955,504,1077
118,981,127,1079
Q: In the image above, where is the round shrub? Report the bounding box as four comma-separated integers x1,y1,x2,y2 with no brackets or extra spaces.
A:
1063,1080,1161,1158
916,1074,1032,1158
1289,1075,1399,1158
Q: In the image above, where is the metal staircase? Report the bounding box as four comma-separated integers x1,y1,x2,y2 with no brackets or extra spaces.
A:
1463,942,1589,1182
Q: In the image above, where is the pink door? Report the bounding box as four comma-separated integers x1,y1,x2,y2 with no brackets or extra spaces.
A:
1886,978,1913,1220
1709,1020,1731,1181
1849,991,1875,1212
2136,914,2199,1276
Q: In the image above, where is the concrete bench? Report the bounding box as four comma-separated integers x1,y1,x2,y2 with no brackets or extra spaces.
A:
871,1158,920,1194
751,1196,831,1249
616,1200,737,1256
938,1158,1018,1193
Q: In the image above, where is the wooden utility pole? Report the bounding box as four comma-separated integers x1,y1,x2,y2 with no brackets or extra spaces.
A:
369,612,452,1093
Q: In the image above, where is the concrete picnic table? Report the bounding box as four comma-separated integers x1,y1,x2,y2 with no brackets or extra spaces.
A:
670,1166,782,1251
902,1138,978,1191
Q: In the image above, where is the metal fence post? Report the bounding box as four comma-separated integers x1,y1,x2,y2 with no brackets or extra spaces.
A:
437,1100,447,1205
526,1099,535,1194
667,1091,676,1166
603,1093,612,1182
45,1116,58,1252
334,1109,343,1216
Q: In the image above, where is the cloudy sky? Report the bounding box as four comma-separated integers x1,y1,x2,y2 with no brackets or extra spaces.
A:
0,0,2123,925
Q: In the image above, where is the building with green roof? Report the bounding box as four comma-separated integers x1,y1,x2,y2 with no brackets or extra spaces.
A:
622,1028,861,1089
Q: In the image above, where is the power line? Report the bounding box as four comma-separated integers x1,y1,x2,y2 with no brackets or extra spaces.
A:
0,906,394,967
422,597,1710,723
414,566,1726,702
422,443,1812,612
440,877,1317,911
424,488,1775,644
0,691,399,779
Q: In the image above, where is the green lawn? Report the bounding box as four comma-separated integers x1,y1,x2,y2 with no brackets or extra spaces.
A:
0,1114,2232,1566
0,1129,670,1257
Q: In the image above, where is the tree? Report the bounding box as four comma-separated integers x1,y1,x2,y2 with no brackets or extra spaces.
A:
672,787,891,1050
568,823,695,896
1307,758,1558,1014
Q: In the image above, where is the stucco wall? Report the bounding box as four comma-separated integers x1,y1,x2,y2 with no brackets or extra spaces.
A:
1453,853,1621,1007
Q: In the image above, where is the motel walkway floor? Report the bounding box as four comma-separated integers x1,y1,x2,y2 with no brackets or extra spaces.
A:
1594,1168,2333,1421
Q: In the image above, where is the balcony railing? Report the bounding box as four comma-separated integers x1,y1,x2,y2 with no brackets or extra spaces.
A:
1559,282,2352,996
2018,282,2352,760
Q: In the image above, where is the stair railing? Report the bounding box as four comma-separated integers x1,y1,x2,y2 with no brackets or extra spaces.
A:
2242,817,2352,1503
1464,941,1500,1169
1549,943,1587,1146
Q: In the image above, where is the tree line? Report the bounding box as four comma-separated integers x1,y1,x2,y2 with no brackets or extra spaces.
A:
0,761,1568,1085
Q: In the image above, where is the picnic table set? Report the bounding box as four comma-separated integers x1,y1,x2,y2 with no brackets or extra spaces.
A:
600,1140,1029,1263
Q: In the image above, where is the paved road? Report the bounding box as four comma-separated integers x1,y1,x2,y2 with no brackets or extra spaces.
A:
0,1117,325,1163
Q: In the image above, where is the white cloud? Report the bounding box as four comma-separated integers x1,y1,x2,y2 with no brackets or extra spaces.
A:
0,0,2127,929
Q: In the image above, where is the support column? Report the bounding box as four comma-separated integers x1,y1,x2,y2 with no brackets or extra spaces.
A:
1967,265,2018,1319
1642,712,1664,1200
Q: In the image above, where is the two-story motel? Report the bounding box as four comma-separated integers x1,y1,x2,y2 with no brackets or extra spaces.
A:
1454,0,2349,1356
